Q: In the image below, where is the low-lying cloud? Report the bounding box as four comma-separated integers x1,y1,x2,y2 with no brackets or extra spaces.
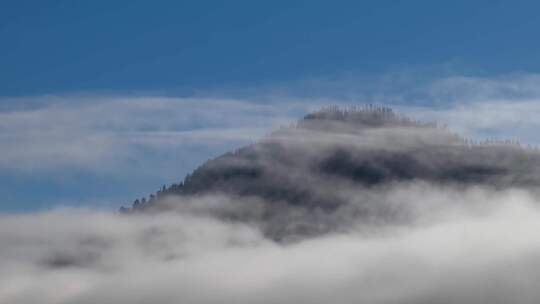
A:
4,72,540,302
2,185,540,304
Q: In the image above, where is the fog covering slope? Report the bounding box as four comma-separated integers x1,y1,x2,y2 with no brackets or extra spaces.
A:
4,105,540,304
124,105,540,241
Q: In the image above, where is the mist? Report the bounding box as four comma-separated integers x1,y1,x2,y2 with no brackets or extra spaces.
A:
2,184,540,304
3,107,540,303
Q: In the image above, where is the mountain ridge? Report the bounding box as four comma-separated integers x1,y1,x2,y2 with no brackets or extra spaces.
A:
120,105,540,240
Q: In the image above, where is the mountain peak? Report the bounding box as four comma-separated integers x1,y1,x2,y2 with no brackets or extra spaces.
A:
300,105,436,128
121,105,540,240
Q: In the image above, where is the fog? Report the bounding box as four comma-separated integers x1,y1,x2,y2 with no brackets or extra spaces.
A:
4,107,540,303
2,184,540,304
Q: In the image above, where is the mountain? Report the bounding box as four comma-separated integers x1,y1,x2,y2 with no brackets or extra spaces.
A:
120,105,540,241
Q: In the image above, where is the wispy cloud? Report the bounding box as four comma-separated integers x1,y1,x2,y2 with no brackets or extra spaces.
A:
3,72,540,211
4,73,540,172
399,100,540,145
0,96,308,172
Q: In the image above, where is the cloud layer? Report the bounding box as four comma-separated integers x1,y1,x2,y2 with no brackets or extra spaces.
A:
0,96,308,172
2,186,540,304
4,73,540,174
4,76,540,302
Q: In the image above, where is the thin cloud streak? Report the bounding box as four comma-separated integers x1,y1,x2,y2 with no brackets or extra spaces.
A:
0,96,306,172
399,100,540,145
4,73,540,172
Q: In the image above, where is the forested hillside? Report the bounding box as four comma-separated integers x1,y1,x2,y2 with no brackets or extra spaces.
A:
121,105,540,240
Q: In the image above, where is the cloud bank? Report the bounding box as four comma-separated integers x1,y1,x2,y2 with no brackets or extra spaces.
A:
3,102,540,303
2,186,540,304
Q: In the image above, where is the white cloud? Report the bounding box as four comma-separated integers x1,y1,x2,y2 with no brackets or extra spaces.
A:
397,100,540,145
4,73,540,172
3,77,540,302
0,96,308,172
1,186,540,303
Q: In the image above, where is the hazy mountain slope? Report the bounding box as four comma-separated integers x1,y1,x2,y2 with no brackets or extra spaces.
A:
122,105,540,240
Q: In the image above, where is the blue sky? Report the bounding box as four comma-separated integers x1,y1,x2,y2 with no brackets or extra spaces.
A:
3,0,540,95
3,0,540,212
